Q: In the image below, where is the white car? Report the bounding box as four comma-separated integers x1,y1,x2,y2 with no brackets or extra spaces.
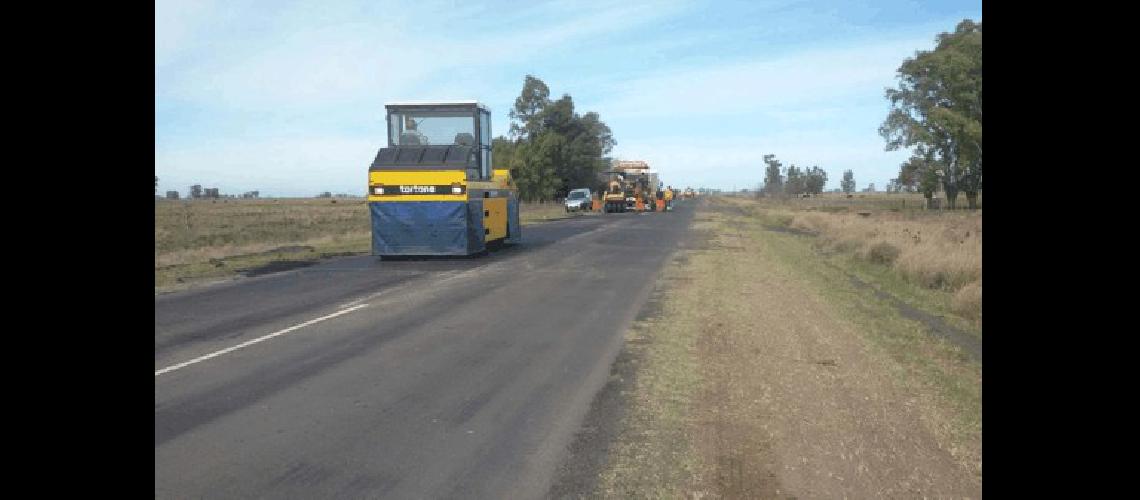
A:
564,188,592,212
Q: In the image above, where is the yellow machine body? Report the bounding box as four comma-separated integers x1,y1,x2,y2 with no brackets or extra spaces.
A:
367,102,520,256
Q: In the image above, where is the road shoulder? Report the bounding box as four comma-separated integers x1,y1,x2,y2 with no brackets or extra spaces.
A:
550,197,981,498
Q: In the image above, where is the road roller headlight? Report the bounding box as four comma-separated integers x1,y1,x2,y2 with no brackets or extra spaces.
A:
372,184,385,195
451,182,463,194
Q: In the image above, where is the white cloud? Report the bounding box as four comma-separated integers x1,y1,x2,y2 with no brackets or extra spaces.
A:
155,1,966,196
164,22,415,111
585,32,937,191
154,0,694,197
157,0,688,113
155,0,219,67
592,36,930,120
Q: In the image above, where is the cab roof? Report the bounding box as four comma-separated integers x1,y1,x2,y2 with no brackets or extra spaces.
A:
384,101,490,112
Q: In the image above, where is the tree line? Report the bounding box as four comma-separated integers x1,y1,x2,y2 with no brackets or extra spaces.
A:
881,19,982,209
493,75,615,202
754,20,980,206
759,154,831,196
154,180,261,200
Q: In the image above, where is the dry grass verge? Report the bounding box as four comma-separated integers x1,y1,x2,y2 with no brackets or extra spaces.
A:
155,198,371,292
738,199,983,324
787,209,981,290
591,197,981,498
952,280,983,322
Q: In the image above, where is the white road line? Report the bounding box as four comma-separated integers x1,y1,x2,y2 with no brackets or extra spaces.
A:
158,221,615,377
155,304,370,377
339,286,402,309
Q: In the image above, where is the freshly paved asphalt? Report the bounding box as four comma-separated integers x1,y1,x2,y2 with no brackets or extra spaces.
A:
155,200,699,499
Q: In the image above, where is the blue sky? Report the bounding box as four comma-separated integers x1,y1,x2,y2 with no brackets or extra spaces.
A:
155,0,981,197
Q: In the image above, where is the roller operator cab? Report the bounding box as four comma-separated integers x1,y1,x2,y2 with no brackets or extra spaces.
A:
368,101,521,257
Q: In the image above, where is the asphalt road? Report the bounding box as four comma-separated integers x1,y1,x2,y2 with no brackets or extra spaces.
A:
155,200,699,499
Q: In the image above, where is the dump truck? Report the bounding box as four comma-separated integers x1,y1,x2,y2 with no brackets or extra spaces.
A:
367,101,520,257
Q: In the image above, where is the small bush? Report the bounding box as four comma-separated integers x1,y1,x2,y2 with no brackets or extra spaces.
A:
896,249,979,291
952,281,982,322
866,241,901,265
832,239,863,254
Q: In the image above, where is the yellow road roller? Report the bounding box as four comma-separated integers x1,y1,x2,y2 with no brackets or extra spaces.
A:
367,101,520,257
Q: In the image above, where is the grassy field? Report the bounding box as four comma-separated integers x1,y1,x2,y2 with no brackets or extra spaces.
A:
741,191,982,212
743,193,982,324
592,196,981,497
154,198,593,293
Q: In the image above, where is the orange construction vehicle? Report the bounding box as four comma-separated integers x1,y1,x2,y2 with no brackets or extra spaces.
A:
599,160,661,213
660,185,675,211
600,174,627,213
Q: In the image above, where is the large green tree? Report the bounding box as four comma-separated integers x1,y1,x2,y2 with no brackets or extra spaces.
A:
784,164,803,195
505,76,616,201
511,134,563,201
492,136,516,169
572,111,615,189
900,150,941,200
880,19,982,209
804,166,828,194
762,154,783,195
841,170,856,194
896,157,918,192
509,75,551,141
540,95,614,196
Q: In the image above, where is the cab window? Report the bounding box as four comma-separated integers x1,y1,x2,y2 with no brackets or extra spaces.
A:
388,111,476,146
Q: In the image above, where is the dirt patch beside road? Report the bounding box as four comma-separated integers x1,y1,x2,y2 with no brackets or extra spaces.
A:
563,196,981,498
